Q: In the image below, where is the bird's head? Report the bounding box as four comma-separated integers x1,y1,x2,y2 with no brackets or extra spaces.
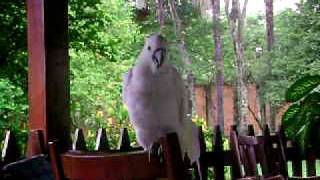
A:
143,33,167,69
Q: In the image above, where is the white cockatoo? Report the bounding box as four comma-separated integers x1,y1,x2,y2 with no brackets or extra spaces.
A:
122,33,201,176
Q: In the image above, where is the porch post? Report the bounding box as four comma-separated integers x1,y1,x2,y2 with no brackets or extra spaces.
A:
27,0,70,156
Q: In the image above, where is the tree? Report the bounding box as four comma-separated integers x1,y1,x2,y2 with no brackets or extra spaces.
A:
0,0,27,89
264,0,320,108
0,0,28,141
168,0,196,117
224,0,249,133
212,0,224,132
156,0,165,30
265,0,274,52
263,0,274,128
69,0,144,130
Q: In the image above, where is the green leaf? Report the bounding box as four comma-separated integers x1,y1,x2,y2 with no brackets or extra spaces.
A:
285,75,320,102
282,103,300,125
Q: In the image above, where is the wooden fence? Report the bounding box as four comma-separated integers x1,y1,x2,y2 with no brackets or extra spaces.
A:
63,125,320,179
199,125,319,179
0,125,319,179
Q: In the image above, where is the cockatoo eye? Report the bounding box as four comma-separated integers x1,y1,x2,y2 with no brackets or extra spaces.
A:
148,46,151,51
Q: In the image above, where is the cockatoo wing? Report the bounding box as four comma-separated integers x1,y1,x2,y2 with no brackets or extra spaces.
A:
122,69,133,105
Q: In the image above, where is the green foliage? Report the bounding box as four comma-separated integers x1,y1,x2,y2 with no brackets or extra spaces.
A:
0,0,28,150
0,0,28,88
286,75,320,102
282,75,320,152
0,78,28,152
267,1,320,106
69,0,144,140
0,78,28,128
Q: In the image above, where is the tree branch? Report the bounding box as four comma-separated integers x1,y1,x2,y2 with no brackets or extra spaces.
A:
248,105,263,130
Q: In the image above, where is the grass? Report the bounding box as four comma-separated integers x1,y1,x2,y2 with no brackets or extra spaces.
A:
287,160,320,177
208,161,320,179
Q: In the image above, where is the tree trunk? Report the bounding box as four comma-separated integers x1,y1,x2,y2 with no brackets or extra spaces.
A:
212,0,224,132
265,0,274,130
225,0,249,134
168,0,195,118
157,0,165,31
205,84,214,126
265,0,274,52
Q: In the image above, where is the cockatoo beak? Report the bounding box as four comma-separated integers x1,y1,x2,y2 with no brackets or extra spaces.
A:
152,48,166,68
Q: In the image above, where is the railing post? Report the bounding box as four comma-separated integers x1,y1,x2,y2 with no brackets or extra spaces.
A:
247,124,255,136
263,125,274,173
213,125,224,180
2,130,20,165
95,128,110,151
160,133,189,180
198,127,208,180
72,128,87,151
278,125,288,178
27,130,46,157
27,0,70,155
230,127,242,179
118,128,131,151
48,141,63,180
306,149,316,177
291,141,302,177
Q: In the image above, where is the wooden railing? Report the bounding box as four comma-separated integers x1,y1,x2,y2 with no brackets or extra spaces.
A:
0,130,21,169
66,124,320,179
1,124,320,179
200,124,320,179
71,127,142,152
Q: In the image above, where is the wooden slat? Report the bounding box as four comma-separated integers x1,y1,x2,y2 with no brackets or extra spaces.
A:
306,150,317,177
95,128,110,151
231,125,238,135
214,125,225,180
198,127,208,180
238,135,257,177
48,141,63,180
263,124,274,174
238,135,257,146
2,130,20,164
247,124,255,136
292,142,303,177
277,125,289,178
26,129,46,157
202,150,233,166
118,128,131,151
160,133,189,180
72,128,87,151
230,131,242,179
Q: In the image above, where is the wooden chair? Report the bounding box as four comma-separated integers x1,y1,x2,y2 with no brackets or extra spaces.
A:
230,131,285,180
48,132,190,180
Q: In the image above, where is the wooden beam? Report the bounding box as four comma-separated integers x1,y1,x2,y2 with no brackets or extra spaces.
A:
27,0,70,155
